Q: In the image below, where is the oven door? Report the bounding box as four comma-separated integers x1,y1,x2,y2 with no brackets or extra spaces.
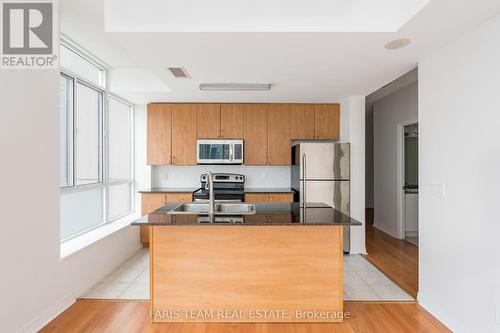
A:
197,140,243,164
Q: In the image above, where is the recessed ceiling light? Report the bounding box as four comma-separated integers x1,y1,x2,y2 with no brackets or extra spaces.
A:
384,38,411,50
199,83,272,91
167,67,190,78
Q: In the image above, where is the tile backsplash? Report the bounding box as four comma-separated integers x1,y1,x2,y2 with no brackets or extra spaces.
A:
151,165,291,188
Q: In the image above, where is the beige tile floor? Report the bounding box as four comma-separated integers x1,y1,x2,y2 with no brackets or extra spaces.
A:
81,249,413,301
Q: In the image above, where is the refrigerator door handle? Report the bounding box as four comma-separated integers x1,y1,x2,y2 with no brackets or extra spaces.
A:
302,153,306,207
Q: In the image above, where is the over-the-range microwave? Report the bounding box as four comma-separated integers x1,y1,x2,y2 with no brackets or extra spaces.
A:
196,139,244,164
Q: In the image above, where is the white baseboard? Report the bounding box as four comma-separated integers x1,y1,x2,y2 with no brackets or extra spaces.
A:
15,278,100,333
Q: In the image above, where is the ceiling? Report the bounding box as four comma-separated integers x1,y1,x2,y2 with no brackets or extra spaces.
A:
60,0,500,104
104,0,430,32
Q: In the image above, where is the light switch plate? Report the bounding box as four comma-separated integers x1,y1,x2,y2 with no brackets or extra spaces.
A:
429,183,445,197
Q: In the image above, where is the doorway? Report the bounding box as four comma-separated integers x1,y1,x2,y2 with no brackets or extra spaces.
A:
402,123,418,245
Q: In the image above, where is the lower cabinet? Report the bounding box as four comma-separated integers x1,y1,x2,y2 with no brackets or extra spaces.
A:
140,192,193,246
244,193,293,203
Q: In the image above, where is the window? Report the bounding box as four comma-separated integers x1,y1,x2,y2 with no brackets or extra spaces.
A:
59,74,73,187
108,97,134,220
60,44,105,88
59,41,134,241
75,82,103,185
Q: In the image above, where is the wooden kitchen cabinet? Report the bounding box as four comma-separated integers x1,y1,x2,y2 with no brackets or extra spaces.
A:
171,104,197,165
268,104,292,165
147,104,172,165
147,102,340,167
245,193,293,203
140,192,193,245
166,193,193,203
197,104,221,139
220,104,244,138
140,193,167,245
315,104,340,140
292,103,340,140
243,104,268,165
292,104,315,139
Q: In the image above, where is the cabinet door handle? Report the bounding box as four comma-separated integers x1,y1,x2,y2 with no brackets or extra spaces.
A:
172,156,175,164
269,196,273,202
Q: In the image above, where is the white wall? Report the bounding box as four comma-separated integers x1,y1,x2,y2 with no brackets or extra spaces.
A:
373,82,418,238
341,96,366,254
134,104,150,213
0,65,140,333
418,14,500,333
365,107,374,208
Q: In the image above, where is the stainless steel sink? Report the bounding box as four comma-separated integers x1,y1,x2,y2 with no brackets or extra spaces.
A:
167,203,256,215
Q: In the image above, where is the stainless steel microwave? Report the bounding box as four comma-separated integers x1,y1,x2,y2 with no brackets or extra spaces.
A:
196,139,244,164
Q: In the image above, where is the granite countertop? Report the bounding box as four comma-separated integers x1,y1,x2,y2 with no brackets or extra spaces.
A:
244,187,295,193
131,202,362,226
138,187,200,193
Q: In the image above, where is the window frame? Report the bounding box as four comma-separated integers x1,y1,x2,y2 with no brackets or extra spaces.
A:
106,94,135,222
59,72,74,188
59,43,135,242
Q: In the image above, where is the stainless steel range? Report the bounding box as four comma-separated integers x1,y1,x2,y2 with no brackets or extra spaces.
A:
193,173,245,202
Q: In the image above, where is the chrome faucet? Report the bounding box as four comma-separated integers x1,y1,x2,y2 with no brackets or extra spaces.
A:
207,171,215,214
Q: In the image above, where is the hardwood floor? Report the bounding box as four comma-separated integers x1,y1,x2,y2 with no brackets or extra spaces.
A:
364,225,419,298
40,300,450,333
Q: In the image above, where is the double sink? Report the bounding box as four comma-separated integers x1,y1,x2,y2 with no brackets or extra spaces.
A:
167,203,256,215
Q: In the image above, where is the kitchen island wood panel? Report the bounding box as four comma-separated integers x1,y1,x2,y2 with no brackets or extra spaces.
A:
150,226,343,323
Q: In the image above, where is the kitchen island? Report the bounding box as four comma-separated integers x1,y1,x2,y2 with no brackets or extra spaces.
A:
132,202,361,323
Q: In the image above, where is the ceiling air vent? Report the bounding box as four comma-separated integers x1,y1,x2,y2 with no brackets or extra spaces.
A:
167,67,190,78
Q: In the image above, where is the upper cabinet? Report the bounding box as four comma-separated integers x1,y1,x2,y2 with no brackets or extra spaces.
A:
197,104,221,139
197,103,244,139
243,104,268,165
315,104,340,140
147,104,172,165
292,103,340,140
292,104,315,139
220,104,244,139
147,103,340,166
268,104,292,165
171,104,197,165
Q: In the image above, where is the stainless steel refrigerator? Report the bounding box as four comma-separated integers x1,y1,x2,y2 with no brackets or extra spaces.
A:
291,142,351,253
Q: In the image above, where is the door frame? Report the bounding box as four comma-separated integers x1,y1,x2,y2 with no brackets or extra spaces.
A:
396,119,418,240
